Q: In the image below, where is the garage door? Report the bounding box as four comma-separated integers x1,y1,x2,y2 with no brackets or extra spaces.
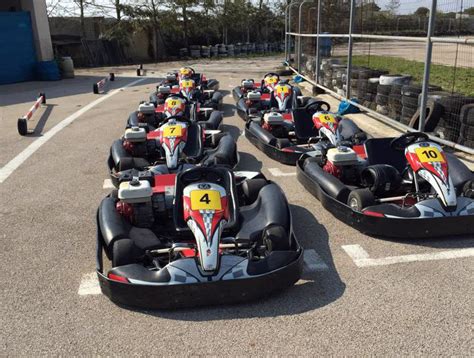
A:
0,11,36,84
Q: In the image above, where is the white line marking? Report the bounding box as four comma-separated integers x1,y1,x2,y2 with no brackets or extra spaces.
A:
303,249,329,272
103,179,115,189
78,272,101,296
0,77,147,184
268,168,296,177
342,244,474,268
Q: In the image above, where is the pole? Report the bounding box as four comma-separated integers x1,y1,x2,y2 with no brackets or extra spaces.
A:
345,0,356,99
418,0,437,132
315,0,321,84
297,1,311,72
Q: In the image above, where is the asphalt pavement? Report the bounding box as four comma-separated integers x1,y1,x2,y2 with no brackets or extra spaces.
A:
0,56,473,356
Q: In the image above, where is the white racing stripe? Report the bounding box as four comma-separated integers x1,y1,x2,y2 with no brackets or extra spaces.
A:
303,249,329,272
0,77,147,184
268,168,296,177
78,272,101,296
342,244,474,268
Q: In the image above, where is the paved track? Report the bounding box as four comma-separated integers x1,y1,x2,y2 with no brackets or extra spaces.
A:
1,57,473,356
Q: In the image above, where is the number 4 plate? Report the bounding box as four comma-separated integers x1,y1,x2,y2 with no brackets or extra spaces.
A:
190,190,222,210
415,147,445,163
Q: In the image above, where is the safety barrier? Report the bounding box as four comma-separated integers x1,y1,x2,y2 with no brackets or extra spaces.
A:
17,93,46,136
93,73,115,94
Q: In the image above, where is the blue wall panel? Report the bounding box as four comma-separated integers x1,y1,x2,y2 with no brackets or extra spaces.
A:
0,12,36,84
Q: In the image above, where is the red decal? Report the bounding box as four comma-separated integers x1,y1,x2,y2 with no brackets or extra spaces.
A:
155,104,164,113
261,93,271,101
353,145,367,159
147,131,160,140
153,174,176,193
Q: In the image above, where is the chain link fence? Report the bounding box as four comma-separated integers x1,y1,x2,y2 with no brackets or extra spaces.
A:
285,0,474,154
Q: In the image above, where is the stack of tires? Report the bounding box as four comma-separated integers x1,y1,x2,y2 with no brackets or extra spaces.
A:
364,78,379,110
458,104,474,148
218,44,227,57
227,44,235,56
211,45,219,57
240,43,248,55
234,44,241,56
387,84,403,121
331,65,347,96
400,84,422,124
201,46,211,58
190,45,201,58
435,95,474,142
179,48,188,57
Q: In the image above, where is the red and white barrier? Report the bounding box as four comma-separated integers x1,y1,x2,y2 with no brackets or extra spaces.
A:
93,73,115,94
17,93,46,136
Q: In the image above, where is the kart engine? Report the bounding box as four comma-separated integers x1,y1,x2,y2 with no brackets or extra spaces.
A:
116,177,167,228
323,147,365,184
262,112,289,138
123,127,156,157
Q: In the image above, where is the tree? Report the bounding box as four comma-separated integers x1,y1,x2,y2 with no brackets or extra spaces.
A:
465,7,474,16
385,0,400,15
414,7,429,17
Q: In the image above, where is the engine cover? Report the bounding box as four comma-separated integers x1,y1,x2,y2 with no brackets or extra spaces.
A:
326,147,358,166
263,112,284,126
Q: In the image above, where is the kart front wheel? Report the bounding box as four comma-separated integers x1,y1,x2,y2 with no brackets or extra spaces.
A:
347,188,375,212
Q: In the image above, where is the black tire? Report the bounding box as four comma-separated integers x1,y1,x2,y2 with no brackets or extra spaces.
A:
17,118,28,136
347,188,375,212
459,124,474,138
109,73,115,81
377,84,391,96
460,104,474,125
242,178,268,204
112,238,134,267
439,96,474,116
263,225,290,251
408,100,444,132
376,94,388,105
401,85,422,98
93,83,99,94
402,96,419,108
462,180,474,198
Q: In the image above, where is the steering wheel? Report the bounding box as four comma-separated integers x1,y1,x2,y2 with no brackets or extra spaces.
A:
305,100,331,113
263,72,280,79
163,115,191,125
390,132,429,151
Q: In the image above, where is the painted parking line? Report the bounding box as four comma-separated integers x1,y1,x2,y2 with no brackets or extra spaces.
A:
78,272,101,296
342,244,474,268
0,77,148,184
303,249,329,272
268,168,296,177
103,179,115,190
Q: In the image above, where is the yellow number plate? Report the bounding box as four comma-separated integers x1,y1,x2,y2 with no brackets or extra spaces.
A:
276,86,289,94
415,147,444,163
320,114,336,123
163,125,183,138
266,77,278,84
190,190,222,210
181,80,193,88
168,100,179,107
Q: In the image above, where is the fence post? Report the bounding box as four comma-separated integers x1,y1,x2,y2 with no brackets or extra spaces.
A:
315,0,321,84
345,0,356,99
419,0,437,132
297,2,307,72
285,4,289,61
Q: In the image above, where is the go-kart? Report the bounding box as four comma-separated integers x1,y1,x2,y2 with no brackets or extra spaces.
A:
96,166,303,309
296,132,474,238
109,115,238,186
158,66,220,90
236,80,312,121
232,72,281,102
245,100,367,165
150,77,223,110
128,96,223,131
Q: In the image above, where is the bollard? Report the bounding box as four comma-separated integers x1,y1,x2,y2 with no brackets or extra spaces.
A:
17,93,46,136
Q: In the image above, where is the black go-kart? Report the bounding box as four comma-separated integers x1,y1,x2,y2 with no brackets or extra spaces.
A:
245,100,367,165
96,166,303,309
297,132,474,238
232,72,281,102
236,80,313,121
108,116,238,186
127,96,223,131
151,70,222,109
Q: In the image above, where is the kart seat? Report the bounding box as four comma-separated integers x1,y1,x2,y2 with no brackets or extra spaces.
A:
183,123,203,158
236,183,290,241
293,108,319,139
202,133,238,168
364,138,407,173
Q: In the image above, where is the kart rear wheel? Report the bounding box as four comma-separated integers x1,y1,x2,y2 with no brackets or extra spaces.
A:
17,118,28,136
463,180,474,198
347,188,375,211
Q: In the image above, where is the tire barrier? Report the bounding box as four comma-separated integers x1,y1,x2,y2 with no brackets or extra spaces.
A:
17,93,46,136
136,65,144,76
93,73,115,94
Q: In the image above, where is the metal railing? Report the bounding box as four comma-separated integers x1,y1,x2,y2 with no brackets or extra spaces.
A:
284,0,474,155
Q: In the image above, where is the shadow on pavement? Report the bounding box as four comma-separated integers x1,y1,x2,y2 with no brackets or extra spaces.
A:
128,204,344,320
235,152,263,172
28,104,56,137
220,123,240,141
0,75,159,107
221,103,235,117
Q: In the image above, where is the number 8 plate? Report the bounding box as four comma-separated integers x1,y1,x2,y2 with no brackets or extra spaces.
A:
190,190,222,210
415,147,444,163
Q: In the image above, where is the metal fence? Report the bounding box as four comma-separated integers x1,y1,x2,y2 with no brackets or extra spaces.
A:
285,0,474,154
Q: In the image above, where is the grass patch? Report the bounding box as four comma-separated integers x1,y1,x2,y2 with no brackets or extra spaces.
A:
350,55,474,96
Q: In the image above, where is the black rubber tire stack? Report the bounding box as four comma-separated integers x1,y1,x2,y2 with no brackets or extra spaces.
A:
376,82,391,115
434,96,474,143
400,85,422,125
387,84,403,122
364,78,379,110
458,104,474,148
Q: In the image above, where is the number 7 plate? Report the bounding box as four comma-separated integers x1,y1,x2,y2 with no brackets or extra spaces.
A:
163,125,183,138
190,190,222,210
